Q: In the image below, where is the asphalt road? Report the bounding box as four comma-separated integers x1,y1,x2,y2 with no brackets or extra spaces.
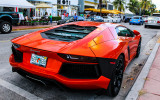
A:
0,23,160,100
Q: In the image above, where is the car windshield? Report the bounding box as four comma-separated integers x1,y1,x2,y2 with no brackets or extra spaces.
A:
148,16,159,20
41,25,97,42
64,16,73,20
78,16,84,19
133,17,140,19
95,16,103,19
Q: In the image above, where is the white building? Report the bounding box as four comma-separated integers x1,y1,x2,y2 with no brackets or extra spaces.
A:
27,0,79,17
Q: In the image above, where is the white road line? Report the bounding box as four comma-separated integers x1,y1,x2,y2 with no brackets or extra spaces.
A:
0,78,43,100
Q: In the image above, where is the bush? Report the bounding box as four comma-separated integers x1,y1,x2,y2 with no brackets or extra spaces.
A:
48,16,61,21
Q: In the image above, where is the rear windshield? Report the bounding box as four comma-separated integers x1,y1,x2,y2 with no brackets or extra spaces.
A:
41,25,97,42
148,17,159,20
133,17,140,19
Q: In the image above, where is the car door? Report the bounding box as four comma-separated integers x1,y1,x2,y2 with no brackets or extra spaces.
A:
116,26,138,60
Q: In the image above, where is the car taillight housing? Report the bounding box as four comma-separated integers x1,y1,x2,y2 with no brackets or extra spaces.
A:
138,20,140,21
130,19,132,21
157,21,160,23
58,53,97,63
145,20,148,22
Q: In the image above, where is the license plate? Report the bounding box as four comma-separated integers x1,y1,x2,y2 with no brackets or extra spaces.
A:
30,54,47,67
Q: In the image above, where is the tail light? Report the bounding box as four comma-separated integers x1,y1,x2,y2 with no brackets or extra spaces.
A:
138,20,140,22
130,19,132,21
145,20,148,22
157,21,160,23
58,53,97,63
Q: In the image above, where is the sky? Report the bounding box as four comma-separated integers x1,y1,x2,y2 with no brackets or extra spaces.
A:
152,0,160,10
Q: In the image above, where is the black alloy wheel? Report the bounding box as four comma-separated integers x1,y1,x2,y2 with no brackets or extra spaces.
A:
106,55,124,97
135,39,141,58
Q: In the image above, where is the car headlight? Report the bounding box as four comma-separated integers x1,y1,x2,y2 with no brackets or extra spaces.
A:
12,43,20,49
58,53,97,63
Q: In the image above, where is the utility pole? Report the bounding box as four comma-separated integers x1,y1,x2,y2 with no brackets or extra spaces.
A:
99,0,102,16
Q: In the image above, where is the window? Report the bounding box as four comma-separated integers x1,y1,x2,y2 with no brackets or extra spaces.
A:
116,27,134,37
41,25,97,42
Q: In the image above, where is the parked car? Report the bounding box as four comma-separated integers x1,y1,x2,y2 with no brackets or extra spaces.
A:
129,16,144,25
124,14,134,23
112,16,121,23
103,16,113,23
144,16,160,28
57,16,85,25
0,12,19,33
10,21,141,97
86,16,104,22
142,15,149,22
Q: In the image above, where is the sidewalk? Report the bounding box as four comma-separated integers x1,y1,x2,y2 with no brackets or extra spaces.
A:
138,42,160,100
126,39,160,100
12,23,57,31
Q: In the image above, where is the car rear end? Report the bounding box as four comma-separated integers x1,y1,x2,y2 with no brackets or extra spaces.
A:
9,23,113,90
145,16,160,28
129,16,141,24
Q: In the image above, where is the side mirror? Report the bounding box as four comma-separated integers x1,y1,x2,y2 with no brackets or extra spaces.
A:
133,30,140,35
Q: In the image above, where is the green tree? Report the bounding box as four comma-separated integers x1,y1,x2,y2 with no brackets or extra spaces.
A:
113,0,125,12
127,0,140,15
140,0,151,15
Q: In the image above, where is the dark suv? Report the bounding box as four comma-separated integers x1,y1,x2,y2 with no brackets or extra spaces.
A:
0,12,19,33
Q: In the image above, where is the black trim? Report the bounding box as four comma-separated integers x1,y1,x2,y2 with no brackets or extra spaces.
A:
128,46,130,60
11,45,23,62
59,63,101,79
97,58,117,79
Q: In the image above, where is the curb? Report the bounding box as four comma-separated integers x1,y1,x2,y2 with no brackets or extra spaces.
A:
125,43,160,100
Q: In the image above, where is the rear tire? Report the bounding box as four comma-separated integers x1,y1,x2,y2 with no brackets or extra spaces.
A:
144,25,148,28
135,39,141,58
0,21,12,33
105,55,124,97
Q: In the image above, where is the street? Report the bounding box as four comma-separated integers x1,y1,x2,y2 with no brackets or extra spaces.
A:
0,23,160,100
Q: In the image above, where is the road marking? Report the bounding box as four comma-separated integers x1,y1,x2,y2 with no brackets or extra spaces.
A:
0,40,10,43
0,78,43,100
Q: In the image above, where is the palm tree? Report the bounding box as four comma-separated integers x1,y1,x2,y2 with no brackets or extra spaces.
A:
128,0,140,15
140,0,151,15
113,0,125,12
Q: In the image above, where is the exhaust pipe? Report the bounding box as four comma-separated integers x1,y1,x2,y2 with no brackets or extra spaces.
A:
26,75,47,86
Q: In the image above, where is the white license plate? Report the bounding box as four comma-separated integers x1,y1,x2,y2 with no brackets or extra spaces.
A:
30,54,47,67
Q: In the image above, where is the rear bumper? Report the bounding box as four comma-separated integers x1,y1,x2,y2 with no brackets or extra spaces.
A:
145,23,160,27
9,54,110,90
130,21,141,24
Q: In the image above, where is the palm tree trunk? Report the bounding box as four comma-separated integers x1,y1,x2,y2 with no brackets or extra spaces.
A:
99,0,102,16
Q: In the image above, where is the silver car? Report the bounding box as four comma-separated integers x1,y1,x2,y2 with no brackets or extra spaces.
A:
144,16,160,28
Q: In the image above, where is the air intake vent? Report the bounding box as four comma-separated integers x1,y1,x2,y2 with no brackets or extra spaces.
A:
59,63,101,79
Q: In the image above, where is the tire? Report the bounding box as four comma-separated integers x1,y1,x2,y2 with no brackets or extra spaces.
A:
144,25,148,28
135,39,141,58
0,21,12,33
105,55,124,97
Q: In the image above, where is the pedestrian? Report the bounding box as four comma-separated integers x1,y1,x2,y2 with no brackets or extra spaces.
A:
49,13,52,25
73,13,78,21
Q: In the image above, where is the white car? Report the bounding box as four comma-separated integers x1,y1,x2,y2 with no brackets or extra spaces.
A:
103,16,113,23
113,16,121,23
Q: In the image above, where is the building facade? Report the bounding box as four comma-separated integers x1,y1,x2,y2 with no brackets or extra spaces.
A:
27,0,79,17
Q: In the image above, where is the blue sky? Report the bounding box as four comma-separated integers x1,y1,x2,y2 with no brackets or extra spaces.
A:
152,0,160,10
85,0,99,3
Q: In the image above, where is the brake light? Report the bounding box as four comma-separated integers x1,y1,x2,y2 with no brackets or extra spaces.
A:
145,20,148,22
130,19,132,21
157,21,160,23
58,53,97,63
138,20,140,21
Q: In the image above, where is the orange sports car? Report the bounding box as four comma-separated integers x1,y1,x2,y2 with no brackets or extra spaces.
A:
10,21,141,97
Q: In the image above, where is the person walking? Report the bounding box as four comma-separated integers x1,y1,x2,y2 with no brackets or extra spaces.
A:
73,13,78,21
49,13,52,25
